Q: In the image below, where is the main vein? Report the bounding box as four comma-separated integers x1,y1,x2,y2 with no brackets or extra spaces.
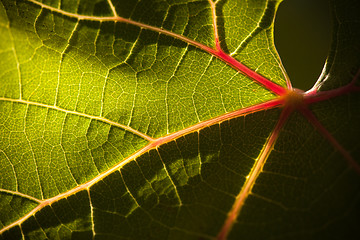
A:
26,0,287,96
6,0,358,237
217,106,292,240
0,98,284,234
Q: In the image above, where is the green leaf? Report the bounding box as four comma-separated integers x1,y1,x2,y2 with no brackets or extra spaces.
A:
1,0,359,239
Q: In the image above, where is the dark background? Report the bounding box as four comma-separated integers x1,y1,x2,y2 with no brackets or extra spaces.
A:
274,0,331,90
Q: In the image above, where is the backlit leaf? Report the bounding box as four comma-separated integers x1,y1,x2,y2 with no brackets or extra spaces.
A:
1,0,359,239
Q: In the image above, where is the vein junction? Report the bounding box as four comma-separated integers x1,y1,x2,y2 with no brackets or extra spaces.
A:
2,80,359,236
0,98,282,235
1,0,360,238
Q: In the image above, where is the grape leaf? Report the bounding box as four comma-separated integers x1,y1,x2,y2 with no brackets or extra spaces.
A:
1,0,359,239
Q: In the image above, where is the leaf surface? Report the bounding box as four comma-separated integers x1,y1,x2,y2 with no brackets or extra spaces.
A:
0,0,359,239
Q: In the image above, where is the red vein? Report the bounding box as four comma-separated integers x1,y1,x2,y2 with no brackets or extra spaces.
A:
304,81,360,105
214,50,288,95
154,98,283,146
27,0,215,56
300,107,360,175
27,0,287,96
308,68,360,95
7,0,357,236
207,0,287,95
206,0,288,95
0,98,283,235
217,106,292,240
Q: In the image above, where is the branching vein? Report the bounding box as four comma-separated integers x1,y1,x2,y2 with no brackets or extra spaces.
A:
0,188,43,203
0,98,284,235
0,97,154,141
25,0,287,95
217,106,292,240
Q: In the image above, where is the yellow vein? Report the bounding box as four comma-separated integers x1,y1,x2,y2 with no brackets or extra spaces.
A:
192,56,214,123
0,149,18,191
0,99,283,235
0,188,43,204
208,0,219,49
106,0,118,17
270,41,292,89
156,147,183,206
217,106,291,240
260,3,292,90
54,20,79,106
0,97,154,141
87,189,96,239
19,225,25,240
26,0,288,96
7,21,22,99
228,0,278,57
99,70,109,118
165,45,188,134
26,0,216,54
59,112,79,184
23,104,44,200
